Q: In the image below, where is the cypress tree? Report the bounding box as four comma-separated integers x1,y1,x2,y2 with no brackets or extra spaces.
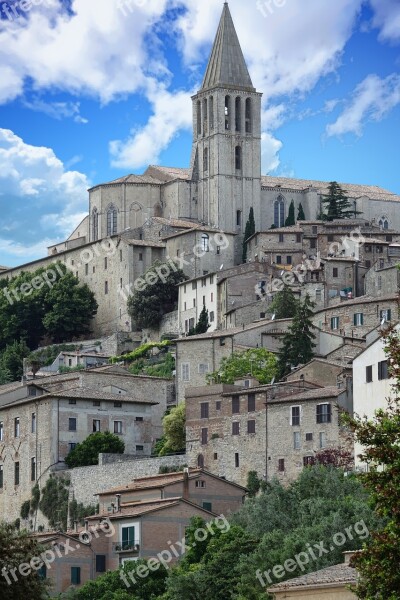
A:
285,200,296,226
297,203,306,221
277,294,316,379
321,181,361,221
242,207,256,263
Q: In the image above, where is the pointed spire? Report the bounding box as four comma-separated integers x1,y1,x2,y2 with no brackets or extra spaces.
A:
201,3,255,92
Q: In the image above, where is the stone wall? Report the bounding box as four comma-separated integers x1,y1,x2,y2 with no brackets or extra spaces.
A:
61,453,188,506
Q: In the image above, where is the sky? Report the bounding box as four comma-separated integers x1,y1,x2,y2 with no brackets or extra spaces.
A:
0,0,399,267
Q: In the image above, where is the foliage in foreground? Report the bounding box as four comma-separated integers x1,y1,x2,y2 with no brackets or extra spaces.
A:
65,432,125,469
155,403,186,456
207,348,277,385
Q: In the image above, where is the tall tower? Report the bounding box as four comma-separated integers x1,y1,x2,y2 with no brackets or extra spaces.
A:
190,3,262,244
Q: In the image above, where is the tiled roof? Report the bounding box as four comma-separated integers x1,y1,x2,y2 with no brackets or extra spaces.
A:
147,166,191,181
151,217,203,228
126,239,166,248
98,469,202,495
89,174,163,188
268,385,344,404
267,563,357,592
261,176,400,202
46,386,158,404
314,293,399,313
87,497,216,520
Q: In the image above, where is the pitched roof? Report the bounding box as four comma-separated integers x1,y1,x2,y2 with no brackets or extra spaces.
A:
87,497,216,520
267,563,357,592
201,3,255,92
268,385,344,404
98,470,202,495
261,175,400,202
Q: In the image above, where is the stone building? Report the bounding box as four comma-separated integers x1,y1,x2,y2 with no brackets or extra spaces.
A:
185,380,352,486
178,272,218,334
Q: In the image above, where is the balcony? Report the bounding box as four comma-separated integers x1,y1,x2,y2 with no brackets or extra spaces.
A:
113,542,140,554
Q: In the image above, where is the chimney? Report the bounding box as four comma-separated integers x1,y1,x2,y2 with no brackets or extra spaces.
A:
74,520,78,533
84,520,88,532
115,494,121,512
183,468,189,500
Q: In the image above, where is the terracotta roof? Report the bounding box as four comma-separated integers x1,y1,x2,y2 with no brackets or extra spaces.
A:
261,176,400,202
87,497,216,520
89,174,163,188
146,166,191,182
268,385,344,404
99,470,202,495
177,318,292,342
314,293,399,313
267,563,357,592
126,239,166,248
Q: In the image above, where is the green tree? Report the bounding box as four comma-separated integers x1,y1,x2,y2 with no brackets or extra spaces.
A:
157,403,186,456
0,523,49,599
189,305,210,336
207,348,277,385
321,181,360,221
242,207,256,263
344,327,400,599
268,285,299,319
39,476,70,530
277,294,316,379
0,340,30,382
297,203,305,221
65,432,125,468
128,261,187,329
246,471,261,498
285,200,295,226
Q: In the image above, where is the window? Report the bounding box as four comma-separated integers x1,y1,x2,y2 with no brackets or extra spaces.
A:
120,249,123,261
247,420,256,434
333,267,338,278
210,311,215,322
245,98,252,132
305,433,313,441
14,417,20,438
378,360,389,381
274,196,285,228
69,418,77,431
386,234,393,242
203,501,213,511
286,256,292,265
293,432,301,450
85,263,88,276
232,397,240,414
328,234,334,242
201,428,208,445
354,313,364,326
331,317,339,330
0,422,3,442
303,456,314,466
319,432,326,449
69,399,76,405
381,309,392,322
203,147,209,172
291,406,300,426
235,453,240,468
104,257,108,270
197,100,201,136
366,365,373,383
93,401,101,407
197,454,205,468
312,226,318,234
71,567,81,585
366,260,371,268
69,443,77,452
209,96,214,129
0,465,3,488
316,404,331,424
200,403,209,419
225,95,231,130
379,259,385,269
196,480,206,488
96,555,106,573
248,393,256,412
92,208,99,241
217,246,221,255
121,526,135,550
203,98,208,134
296,233,302,243
192,281,197,290
31,457,36,482
114,421,122,434
15,462,20,486
214,452,218,460
93,420,101,432
106,206,117,236
279,233,284,243
316,289,322,301
378,275,382,290
31,413,36,434
278,459,285,472
276,255,282,264
201,233,210,252
182,363,190,381
135,417,144,422
105,281,108,295
114,401,122,408
235,96,241,131
232,422,240,435
216,401,221,411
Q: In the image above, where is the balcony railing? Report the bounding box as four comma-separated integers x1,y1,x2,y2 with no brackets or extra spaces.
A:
113,542,140,553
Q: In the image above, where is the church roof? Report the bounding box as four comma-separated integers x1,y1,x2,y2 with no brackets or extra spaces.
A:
261,175,400,202
201,3,255,92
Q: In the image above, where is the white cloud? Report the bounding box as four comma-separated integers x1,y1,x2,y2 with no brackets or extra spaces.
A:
326,74,400,137
22,98,88,123
0,129,90,264
369,0,400,43
261,132,283,174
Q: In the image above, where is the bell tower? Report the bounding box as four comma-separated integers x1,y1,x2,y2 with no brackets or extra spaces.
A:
190,3,262,241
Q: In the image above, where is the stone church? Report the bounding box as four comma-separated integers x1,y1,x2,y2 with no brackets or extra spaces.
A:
2,3,400,335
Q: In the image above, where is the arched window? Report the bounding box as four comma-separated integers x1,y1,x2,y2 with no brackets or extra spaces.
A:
92,208,98,241
379,217,389,230
107,205,117,236
197,100,201,137
209,96,214,130
235,97,241,132
203,98,208,135
245,98,252,133
235,146,242,170
201,233,210,252
225,95,231,130
203,147,209,173
197,454,204,468
274,195,285,228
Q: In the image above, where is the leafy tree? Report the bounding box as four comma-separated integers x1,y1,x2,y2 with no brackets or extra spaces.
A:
128,261,187,329
208,348,277,385
157,403,186,456
189,306,210,336
247,471,261,498
0,340,31,382
277,294,316,379
344,326,400,598
39,476,70,530
309,446,354,470
285,200,295,226
0,362,12,385
65,432,125,468
297,203,305,221
0,523,49,599
268,285,299,319
242,207,256,263
321,181,360,221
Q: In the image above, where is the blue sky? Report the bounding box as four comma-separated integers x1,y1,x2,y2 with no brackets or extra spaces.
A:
0,0,399,267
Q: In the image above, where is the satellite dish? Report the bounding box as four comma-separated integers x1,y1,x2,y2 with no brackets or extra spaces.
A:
271,314,276,321
220,264,224,270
